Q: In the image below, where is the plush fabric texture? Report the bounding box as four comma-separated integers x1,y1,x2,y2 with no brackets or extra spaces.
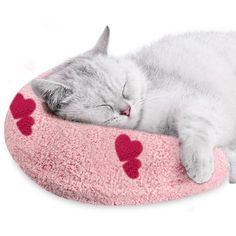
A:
4,79,228,205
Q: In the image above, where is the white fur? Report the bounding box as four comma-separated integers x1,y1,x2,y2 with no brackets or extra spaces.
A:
134,32,236,183
32,29,236,183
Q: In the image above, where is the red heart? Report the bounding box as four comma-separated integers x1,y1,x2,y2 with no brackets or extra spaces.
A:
115,134,143,179
16,116,35,136
115,134,143,161
123,159,142,179
10,93,36,119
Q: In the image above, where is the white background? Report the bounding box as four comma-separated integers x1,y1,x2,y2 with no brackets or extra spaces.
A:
0,0,236,235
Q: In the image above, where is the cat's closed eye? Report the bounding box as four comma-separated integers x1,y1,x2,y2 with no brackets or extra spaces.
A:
96,104,114,111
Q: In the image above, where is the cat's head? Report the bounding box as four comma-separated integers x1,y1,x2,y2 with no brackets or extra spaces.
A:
31,26,146,129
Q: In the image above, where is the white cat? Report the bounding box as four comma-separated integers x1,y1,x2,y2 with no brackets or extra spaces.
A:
32,26,236,184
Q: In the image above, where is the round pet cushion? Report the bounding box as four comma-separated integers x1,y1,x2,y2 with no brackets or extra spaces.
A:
4,75,228,205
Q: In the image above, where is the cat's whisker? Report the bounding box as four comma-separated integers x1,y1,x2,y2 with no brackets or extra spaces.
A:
102,116,120,125
102,118,114,124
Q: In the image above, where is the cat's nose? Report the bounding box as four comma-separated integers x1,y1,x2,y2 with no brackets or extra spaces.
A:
120,105,131,117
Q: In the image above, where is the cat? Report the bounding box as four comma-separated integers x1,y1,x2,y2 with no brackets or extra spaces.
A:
32,26,236,184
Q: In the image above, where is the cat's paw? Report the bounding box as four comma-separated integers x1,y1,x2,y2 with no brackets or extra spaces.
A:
180,144,214,184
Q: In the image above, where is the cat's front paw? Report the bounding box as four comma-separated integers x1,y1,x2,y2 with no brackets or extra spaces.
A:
180,144,214,184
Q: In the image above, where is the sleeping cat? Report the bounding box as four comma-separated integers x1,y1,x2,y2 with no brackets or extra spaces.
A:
32,26,236,184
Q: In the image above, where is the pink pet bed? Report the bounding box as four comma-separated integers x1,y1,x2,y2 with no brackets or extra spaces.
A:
4,73,228,205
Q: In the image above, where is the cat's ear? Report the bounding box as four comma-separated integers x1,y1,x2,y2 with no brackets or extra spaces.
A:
31,79,72,111
87,26,110,55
